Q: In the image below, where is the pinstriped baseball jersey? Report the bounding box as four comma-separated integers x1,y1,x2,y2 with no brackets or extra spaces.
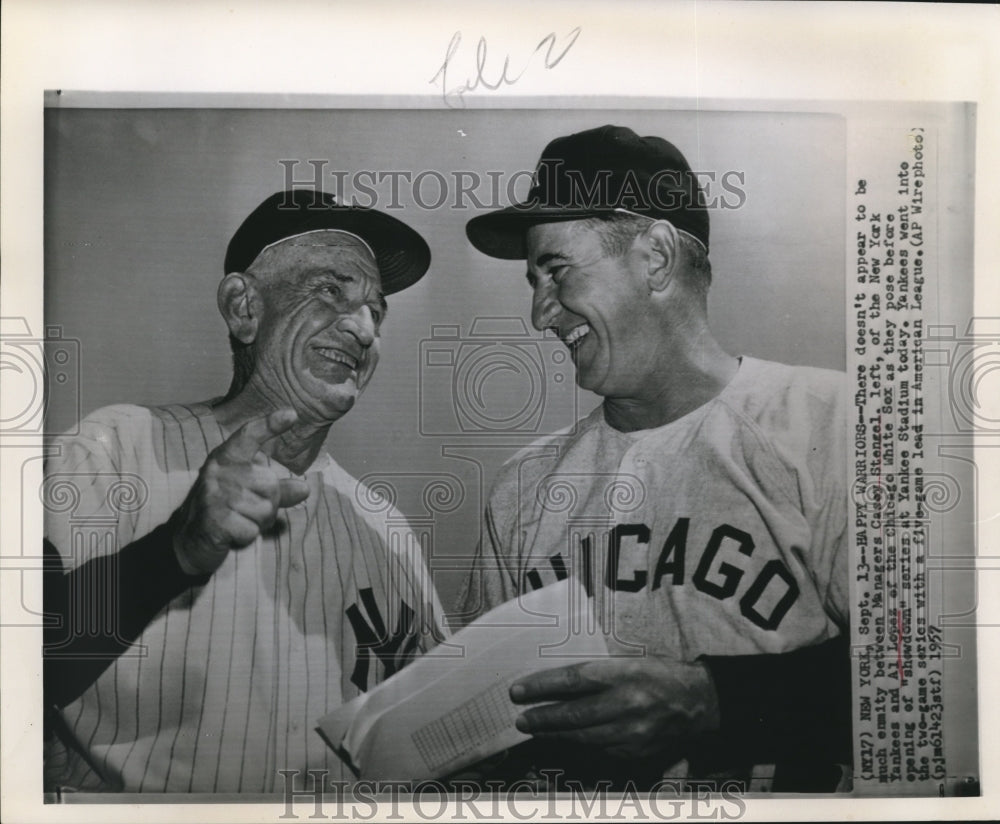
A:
459,358,848,659
44,402,446,793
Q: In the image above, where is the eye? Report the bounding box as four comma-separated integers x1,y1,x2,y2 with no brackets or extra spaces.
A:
550,265,569,283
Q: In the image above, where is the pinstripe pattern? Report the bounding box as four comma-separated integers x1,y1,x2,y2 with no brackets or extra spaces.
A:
44,403,446,793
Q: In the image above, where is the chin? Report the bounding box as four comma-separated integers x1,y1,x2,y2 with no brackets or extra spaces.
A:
575,368,612,397
323,390,358,415
573,366,598,393
299,380,359,422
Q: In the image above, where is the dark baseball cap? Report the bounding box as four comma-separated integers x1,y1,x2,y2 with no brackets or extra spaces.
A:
225,190,431,294
466,125,709,259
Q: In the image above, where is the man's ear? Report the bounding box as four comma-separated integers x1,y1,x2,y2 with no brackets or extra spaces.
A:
218,273,259,344
643,221,681,293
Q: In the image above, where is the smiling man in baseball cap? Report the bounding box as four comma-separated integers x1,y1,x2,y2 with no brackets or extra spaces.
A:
43,190,448,793
459,125,852,792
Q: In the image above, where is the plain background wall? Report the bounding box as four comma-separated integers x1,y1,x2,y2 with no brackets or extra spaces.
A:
44,106,845,606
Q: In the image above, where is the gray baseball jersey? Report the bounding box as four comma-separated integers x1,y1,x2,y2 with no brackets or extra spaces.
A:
459,357,848,658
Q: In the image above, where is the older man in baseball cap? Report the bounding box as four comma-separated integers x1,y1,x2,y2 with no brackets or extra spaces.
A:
460,126,851,792
43,190,447,793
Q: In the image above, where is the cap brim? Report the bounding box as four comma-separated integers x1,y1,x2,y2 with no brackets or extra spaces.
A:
466,204,617,260
293,207,431,295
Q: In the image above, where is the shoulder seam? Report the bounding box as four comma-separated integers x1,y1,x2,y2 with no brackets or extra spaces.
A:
712,396,803,510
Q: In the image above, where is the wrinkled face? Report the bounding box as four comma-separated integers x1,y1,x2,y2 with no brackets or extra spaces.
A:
248,231,386,423
526,220,657,398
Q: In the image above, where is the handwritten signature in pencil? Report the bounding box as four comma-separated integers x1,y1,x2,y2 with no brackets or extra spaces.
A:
430,28,582,108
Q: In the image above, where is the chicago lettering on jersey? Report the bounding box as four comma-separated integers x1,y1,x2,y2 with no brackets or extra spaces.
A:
345,589,420,691
522,518,801,632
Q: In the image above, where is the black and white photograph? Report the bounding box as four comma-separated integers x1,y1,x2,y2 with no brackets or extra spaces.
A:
2,2,997,822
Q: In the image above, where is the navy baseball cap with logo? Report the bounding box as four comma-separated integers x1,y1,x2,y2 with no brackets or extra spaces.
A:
226,190,431,294
466,125,709,260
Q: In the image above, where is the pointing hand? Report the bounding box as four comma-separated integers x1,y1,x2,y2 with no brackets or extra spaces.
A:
172,408,310,576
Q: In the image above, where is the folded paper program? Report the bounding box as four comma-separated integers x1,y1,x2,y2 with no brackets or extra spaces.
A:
317,578,609,781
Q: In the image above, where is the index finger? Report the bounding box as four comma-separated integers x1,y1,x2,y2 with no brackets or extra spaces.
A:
515,693,626,734
510,662,605,703
217,407,299,464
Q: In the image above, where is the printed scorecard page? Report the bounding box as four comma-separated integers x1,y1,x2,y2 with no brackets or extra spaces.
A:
318,578,608,781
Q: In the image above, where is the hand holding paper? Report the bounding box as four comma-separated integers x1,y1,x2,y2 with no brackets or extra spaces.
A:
318,578,608,781
510,656,720,759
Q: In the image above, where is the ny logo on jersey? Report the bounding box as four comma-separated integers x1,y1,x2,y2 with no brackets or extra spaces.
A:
345,588,420,692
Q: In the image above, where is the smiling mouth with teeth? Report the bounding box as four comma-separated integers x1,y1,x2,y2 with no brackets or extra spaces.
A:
563,324,591,351
315,347,359,370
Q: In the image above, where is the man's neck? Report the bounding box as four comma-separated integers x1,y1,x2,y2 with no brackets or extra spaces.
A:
209,389,333,476
602,332,739,433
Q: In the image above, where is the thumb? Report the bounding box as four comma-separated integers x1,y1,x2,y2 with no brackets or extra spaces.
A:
277,478,310,509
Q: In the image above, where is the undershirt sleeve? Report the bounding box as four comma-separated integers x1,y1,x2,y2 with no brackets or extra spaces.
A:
697,634,852,768
43,523,210,708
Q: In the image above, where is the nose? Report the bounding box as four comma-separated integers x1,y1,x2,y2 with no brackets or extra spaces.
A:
344,304,377,347
530,280,560,332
